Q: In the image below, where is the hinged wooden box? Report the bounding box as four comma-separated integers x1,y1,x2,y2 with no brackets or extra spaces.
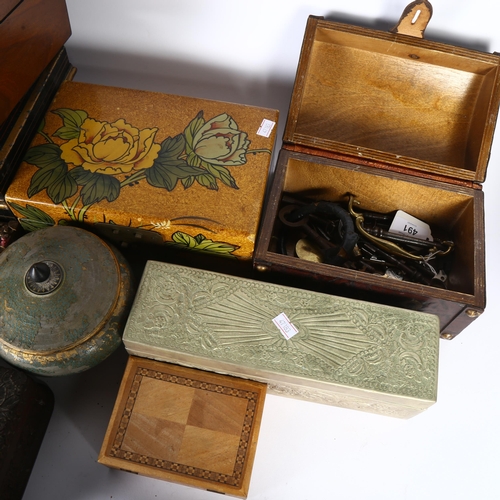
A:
254,1,500,338
5,81,278,261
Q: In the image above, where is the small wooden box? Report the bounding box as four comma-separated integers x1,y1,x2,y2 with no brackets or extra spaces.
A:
5,81,278,261
98,355,266,498
0,0,71,125
122,261,440,419
254,1,500,338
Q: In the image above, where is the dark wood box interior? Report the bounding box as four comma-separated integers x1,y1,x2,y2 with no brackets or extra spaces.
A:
255,150,484,338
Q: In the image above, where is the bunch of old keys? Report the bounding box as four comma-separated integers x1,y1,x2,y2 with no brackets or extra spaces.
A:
277,193,454,288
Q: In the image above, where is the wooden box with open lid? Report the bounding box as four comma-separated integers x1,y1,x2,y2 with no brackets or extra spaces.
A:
254,1,500,339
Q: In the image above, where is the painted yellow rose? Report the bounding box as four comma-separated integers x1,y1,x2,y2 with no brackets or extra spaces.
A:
192,114,250,166
60,118,161,175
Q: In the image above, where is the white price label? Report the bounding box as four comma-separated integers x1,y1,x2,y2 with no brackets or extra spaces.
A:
389,210,433,241
257,119,275,138
272,312,299,340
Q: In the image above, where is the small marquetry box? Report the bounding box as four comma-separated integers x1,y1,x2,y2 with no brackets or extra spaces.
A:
98,355,266,498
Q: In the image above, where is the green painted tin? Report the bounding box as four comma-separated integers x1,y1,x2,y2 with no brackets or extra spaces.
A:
0,226,133,376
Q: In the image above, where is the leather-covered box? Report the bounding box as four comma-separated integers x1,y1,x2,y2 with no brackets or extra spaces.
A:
5,81,278,261
253,1,500,339
122,261,440,419
0,0,71,125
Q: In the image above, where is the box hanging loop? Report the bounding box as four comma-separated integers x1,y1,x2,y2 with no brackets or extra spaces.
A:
391,0,433,38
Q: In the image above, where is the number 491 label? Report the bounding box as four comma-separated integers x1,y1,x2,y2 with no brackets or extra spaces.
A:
389,210,433,241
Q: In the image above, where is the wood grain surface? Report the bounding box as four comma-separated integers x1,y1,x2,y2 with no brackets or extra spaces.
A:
0,0,71,124
99,356,267,498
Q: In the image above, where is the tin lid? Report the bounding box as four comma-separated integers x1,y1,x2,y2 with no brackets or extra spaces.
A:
283,0,500,184
0,225,121,356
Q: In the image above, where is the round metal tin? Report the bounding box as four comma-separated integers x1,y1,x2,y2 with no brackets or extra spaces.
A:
0,226,134,376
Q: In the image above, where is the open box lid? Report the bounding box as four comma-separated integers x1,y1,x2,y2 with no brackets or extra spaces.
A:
283,0,500,185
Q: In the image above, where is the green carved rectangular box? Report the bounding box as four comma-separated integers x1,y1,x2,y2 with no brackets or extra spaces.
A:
5,81,278,261
122,261,440,419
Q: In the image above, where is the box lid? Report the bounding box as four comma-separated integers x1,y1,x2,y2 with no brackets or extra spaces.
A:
98,355,266,498
5,81,279,260
123,261,440,419
283,0,500,184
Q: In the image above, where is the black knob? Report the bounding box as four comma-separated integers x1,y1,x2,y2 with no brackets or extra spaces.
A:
28,262,51,283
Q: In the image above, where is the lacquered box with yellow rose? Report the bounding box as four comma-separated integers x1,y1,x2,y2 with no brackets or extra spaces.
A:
5,81,278,260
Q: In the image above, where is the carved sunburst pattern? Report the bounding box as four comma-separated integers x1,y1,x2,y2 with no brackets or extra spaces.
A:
124,262,439,401
197,290,375,377
126,263,385,383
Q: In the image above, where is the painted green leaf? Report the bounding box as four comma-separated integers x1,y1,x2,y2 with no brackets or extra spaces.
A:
186,150,202,167
27,159,68,198
184,111,205,155
46,174,78,204
52,108,88,140
52,126,81,140
194,240,238,255
159,133,186,158
181,176,195,189
171,231,198,248
204,163,238,189
169,231,238,257
7,202,55,231
146,165,178,191
69,166,97,185
194,234,206,244
24,143,62,167
146,135,206,190
147,162,208,190
195,173,218,190
80,173,120,205
191,234,236,253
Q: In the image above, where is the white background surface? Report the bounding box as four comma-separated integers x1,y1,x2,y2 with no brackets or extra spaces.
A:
15,1,500,499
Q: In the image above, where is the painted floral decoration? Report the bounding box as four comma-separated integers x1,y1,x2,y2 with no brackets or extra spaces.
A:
9,109,271,257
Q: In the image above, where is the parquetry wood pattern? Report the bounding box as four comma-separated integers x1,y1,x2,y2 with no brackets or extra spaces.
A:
99,356,266,498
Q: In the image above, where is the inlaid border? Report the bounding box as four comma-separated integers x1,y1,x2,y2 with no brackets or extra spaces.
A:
109,365,260,487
